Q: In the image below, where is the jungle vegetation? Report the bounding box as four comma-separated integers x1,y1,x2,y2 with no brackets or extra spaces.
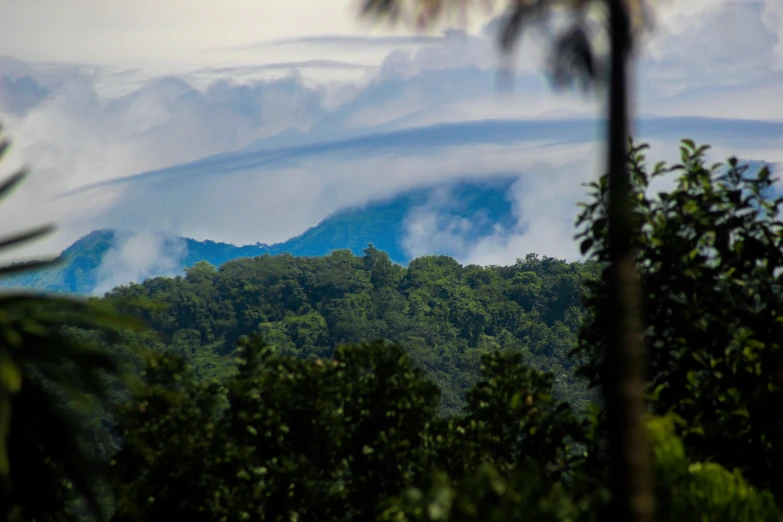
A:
4,134,783,522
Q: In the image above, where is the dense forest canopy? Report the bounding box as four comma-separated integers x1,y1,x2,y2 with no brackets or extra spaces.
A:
100,247,601,415
5,138,783,522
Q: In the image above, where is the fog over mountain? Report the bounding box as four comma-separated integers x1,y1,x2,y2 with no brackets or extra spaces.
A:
0,177,520,294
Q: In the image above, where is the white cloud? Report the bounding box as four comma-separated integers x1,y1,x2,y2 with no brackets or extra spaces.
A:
93,230,187,296
402,209,476,260
645,0,781,86
463,160,596,264
0,0,361,66
401,183,496,259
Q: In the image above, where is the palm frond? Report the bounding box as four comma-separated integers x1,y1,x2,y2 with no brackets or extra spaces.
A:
9,378,108,522
360,0,403,20
357,0,660,91
549,23,598,91
0,225,56,252
0,165,26,203
0,293,143,329
0,125,140,522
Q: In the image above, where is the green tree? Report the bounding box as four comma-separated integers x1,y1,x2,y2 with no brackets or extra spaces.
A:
107,259,783,521
576,140,783,500
109,335,593,522
109,351,223,522
434,351,586,480
363,244,399,289
100,247,597,415
110,336,443,522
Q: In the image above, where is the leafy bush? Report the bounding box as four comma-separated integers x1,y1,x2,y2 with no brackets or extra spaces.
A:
576,139,783,498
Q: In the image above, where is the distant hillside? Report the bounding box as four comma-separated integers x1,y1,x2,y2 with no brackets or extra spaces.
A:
0,177,517,295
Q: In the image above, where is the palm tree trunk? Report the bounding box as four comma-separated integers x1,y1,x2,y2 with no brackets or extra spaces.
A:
603,1,654,521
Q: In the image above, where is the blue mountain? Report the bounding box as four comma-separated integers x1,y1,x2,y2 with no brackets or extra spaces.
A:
1,177,518,295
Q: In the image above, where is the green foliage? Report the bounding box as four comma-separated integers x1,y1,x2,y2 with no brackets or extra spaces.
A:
435,351,586,480
576,139,783,498
108,335,593,522
111,336,442,522
649,416,782,522
101,248,600,415
378,415,782,522
109,351,224,522
378,462,601,522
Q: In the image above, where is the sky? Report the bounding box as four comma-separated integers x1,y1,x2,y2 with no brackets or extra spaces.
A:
0,0,782,272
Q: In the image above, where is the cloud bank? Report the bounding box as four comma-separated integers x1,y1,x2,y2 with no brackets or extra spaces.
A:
0,0,781,269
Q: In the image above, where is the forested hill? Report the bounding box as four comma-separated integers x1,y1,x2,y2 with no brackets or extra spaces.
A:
0,177,517,295
104,247,600,415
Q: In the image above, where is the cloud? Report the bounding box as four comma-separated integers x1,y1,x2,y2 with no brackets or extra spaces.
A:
397,142,781,266
649,0,783,75
397,152,604,265
224,34,443,51
56,116,783,202
402,208,476,260
0,0,361,66
1,0,782,269
634,0,783,119
196,60,377,74
92,231,187,296
401,182,511,260
56,119,598,197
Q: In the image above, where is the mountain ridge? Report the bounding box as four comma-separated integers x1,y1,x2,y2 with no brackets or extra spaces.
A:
2,177,518,295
